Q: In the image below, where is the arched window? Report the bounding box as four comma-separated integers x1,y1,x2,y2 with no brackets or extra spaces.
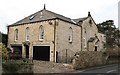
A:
68,27,73,43
26,27,30,41
15,29,18,41
39,25,44,40
84,29,87,48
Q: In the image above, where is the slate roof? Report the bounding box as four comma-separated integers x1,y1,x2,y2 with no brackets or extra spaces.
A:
8,7,91,26
9,9,74,26
72,17,88,23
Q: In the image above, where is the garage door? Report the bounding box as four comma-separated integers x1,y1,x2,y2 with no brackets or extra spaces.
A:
33,46,50,61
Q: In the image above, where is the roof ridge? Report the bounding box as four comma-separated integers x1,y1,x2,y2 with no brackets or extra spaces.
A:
72,17,88,20
9,9,74,26
45,9,71,20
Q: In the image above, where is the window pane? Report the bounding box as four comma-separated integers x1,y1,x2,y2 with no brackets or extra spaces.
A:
15,29,18,41
26,27,29,41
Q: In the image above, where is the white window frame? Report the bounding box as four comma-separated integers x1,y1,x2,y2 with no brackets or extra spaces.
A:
15,29,18,41
26,27,30,41
39,25,44,41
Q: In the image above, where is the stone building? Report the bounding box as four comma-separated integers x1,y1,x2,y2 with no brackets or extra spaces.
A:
7,6,105,63
73,13,106,52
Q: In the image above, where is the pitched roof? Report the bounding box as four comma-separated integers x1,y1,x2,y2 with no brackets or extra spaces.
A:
10,9,74,26
72,17,88,23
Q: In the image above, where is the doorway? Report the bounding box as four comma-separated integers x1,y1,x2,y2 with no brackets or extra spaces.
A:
25,45,29,58
33,46,50,61
95,46,97,51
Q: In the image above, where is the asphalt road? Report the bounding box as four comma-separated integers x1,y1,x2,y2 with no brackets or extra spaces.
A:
72,63,119,75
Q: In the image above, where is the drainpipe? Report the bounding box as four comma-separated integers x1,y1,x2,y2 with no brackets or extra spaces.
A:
54,19,57,62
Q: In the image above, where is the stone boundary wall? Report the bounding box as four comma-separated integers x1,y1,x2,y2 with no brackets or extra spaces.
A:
72,51,107,69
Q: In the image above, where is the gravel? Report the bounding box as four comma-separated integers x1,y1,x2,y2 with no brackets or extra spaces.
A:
33,60,74,73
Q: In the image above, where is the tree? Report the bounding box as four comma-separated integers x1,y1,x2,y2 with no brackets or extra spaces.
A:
97,20,120,48
2,44,8,60
0,32,8,46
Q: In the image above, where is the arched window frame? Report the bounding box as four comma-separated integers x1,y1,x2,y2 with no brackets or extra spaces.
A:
39,25,44,41
15,29,18,41
25,27,30,41
68,27,73,43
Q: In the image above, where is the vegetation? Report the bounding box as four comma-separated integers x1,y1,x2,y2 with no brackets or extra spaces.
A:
2,44,8,60
2,59,33,73
97,20,120,48
2,60,21,72
0,32,8,46
97,20,120,63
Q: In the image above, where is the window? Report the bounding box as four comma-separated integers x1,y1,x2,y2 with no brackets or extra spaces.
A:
15,29,18,41
39,25,44,40
26,27,30,41
84,29,87,48
68,27,73,43
29,15,35,20
89,19,92,24
89,19,92,27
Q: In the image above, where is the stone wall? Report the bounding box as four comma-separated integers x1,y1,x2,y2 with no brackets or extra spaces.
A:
81,17,102,52
8,20,55,61
72,51,107,69
56,20,81,63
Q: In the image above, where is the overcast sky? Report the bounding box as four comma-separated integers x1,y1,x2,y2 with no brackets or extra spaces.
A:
0,0,119,33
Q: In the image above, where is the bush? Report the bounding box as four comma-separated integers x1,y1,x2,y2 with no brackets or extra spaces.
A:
2,44,8,60
2,60,21,73
106,47,120,57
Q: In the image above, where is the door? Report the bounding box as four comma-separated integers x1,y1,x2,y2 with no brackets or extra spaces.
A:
25,45,29,58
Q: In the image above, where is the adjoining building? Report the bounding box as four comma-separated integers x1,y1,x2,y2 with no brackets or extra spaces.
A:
7,5,105,63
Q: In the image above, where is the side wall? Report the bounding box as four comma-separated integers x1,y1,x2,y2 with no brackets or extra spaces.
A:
55,20,81,63
81,17,98,51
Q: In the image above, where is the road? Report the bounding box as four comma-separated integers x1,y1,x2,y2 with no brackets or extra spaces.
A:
72,64,119,75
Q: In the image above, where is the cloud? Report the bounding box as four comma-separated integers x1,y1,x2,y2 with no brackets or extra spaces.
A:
0,0,119,33
0,17,7,33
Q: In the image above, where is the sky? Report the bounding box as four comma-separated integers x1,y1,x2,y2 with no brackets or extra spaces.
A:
0,0,119,33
